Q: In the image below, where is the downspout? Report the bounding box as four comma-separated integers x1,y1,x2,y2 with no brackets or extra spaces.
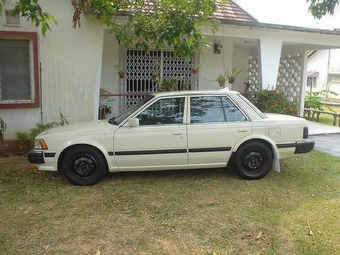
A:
39,62,43,124
326,49,331,91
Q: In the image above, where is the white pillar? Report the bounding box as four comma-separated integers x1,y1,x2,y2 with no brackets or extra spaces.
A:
299,51,308,117
258,38,282,90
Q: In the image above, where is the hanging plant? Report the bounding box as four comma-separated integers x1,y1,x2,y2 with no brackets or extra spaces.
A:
226,67,243,84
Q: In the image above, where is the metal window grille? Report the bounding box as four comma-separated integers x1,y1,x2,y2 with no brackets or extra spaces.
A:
0,39,31,101
120,49,197,112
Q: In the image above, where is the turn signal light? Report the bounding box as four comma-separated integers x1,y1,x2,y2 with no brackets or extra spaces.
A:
35,139,48,150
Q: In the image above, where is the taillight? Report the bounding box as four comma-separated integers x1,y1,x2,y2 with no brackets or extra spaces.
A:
303,126,309,139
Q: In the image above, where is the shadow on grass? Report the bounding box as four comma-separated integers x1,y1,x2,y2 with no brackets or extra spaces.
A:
104,166,240,184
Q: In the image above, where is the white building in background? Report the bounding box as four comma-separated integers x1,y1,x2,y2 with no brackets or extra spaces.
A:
1,0,340,139
307,49,340,99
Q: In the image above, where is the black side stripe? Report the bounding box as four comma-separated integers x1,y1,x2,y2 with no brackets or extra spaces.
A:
44,152,56,157
114,147,231,156
276,143,296,148
189,147,231,153
115,149,187,156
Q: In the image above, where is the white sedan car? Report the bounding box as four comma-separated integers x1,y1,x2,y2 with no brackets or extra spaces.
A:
28,90,314,185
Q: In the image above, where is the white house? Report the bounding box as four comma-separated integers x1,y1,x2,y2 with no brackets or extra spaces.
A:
1,0,340,139
307,48,340,99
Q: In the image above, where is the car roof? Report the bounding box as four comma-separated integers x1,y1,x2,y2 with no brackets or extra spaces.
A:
151,90,240,97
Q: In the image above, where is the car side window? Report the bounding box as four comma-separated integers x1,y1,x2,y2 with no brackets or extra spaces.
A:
222,96,246,122
190,96,225,123
190,96,246,123
136,97,185,125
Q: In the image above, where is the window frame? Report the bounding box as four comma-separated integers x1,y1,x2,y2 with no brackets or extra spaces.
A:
0,31,40,108
188,95,247,124
328,73,340,84
307,76,317,87
135,96,186,126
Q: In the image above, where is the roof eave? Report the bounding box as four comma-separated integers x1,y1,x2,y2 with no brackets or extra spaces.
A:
220,19,340,35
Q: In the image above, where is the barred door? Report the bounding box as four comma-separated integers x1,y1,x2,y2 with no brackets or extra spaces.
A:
120,49,198,112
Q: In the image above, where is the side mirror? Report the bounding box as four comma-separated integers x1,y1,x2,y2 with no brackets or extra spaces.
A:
128,118,139,127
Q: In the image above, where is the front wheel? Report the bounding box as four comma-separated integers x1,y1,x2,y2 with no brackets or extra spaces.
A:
62,145,107,185
234,142,273,180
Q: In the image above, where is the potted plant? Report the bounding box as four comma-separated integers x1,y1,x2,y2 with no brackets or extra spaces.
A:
16,131,30,153
226,67,243,84
151,69,159,82
216,74,227,87
99,88,115,119
192,64,200,75
160,77,179,91
114,64,126,78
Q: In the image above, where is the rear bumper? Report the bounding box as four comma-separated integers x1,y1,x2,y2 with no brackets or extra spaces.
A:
294,140,315,154
27,149,45,164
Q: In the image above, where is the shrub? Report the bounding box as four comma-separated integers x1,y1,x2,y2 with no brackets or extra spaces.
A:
305,90,337,112
16,131,30,141
28,122,59,143
245,89,298,115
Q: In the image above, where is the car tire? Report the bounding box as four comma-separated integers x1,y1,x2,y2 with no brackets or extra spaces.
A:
62,145,107,185
234,142,273,180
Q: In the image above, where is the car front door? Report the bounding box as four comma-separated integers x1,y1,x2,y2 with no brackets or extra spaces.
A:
187,95,252,165
113,96,188,171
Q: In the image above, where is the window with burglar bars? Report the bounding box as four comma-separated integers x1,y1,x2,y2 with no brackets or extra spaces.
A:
120,49,197,111
0,31,39,108
0,39,31,101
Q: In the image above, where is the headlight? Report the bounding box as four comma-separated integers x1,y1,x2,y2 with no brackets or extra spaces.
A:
35,139,48,150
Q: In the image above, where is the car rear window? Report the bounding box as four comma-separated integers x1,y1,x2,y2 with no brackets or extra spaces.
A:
238,94,267,119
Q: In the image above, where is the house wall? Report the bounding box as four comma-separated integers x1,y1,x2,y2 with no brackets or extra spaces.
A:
198,35,233,90
0,0,104,139
307,49,340,96
234,46,251,93
99,34,240,116
307,50,329,92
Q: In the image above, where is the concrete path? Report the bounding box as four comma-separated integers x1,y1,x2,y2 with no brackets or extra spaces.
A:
308,121,340,157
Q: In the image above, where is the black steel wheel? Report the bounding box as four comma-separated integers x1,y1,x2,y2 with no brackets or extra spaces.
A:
62,145,107,185
234,142,273,180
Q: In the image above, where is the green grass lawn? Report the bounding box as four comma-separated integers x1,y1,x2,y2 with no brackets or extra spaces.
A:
1,151,340,255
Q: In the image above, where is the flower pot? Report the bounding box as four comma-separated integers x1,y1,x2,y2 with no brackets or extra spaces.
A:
119,72,126,79
218,81,226,87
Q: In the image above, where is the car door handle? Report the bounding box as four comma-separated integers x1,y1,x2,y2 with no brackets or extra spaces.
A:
172,131,183,135
237,128,248,132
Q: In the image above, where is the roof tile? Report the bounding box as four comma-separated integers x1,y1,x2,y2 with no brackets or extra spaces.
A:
213,0,258,23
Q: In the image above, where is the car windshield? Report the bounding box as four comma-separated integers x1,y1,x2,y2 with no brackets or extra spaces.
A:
108,95,154,125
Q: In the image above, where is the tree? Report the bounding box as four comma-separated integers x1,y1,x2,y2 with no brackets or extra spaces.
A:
307,0,340,19
1,0,220,60
0,0,57,36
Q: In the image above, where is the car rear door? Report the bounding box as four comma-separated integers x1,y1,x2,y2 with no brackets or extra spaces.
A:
187,95,252,165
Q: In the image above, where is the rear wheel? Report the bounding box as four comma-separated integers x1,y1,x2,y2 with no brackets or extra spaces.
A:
62,145,107,185
234,142,273,180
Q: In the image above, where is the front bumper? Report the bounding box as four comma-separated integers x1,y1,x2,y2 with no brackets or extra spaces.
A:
27,149,45,164
294,140,315,154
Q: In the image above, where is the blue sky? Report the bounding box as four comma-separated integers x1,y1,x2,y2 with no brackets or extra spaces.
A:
235,0,340,30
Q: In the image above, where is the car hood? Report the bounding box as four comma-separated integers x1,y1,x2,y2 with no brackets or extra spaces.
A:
37,120,118,138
